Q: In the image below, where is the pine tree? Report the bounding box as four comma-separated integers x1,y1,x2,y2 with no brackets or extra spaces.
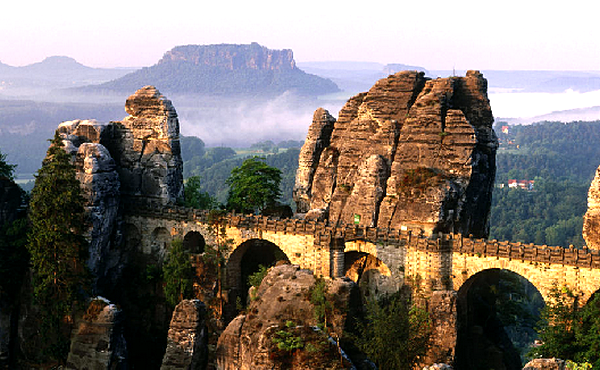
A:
27,131,89,361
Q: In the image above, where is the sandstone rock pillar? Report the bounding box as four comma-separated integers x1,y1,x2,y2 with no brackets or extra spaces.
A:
160,299,208,370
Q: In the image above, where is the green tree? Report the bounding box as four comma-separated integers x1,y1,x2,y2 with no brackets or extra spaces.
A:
354,292,432,370
163,239,194,307
530,285,581,361
0,148,16,180
27,132,89,361
183,175,218,209
226,156,282,214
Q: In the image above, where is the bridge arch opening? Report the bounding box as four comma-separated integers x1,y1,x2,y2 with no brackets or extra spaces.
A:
455,268,543,370
122,223,141,252
150,227,170,256
183,231,205,254
226,239,290,309
344,251,394,298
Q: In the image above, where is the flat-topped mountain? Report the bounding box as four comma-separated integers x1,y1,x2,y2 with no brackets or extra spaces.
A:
93,43,339,96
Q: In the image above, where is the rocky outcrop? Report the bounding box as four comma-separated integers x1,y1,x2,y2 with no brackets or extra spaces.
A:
583,165,600,248
65,298,127,370
522,358,565,370
294,71,498,238
216,264,360,370
426,291,457,365
160,299,208,370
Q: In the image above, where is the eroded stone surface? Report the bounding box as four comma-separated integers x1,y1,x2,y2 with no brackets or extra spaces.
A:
65,298,127,370
109,86,184,205
216,264,359,370
160,299,208,370
294,71,497,238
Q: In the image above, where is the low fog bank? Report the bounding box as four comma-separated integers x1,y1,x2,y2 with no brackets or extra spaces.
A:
489,89,600,124
174,92,345,147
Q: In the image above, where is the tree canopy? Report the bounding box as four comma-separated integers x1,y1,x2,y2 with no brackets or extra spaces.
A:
226,156,282,214
27,131,89,360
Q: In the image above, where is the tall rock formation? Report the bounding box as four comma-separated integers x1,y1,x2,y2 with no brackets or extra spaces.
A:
55,86,184,293
106,85,184,205
294,71,498,238
583,165,600,248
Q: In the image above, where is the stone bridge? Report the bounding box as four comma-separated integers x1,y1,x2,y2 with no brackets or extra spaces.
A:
123,201,600,305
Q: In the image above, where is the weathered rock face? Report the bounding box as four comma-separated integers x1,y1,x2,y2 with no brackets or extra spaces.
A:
294,108,336,213
426,291,457,365
522,358,565,370
216,264,360,370
583,165,600,248
107,85,184,205
294,71,497,238
58,119,122,292
65,298,127,370
160,299,208,370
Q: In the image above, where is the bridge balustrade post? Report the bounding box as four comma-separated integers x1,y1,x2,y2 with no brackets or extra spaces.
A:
330,237,346,278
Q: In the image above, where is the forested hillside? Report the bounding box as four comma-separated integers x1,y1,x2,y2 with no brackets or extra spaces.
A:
491,121,600,247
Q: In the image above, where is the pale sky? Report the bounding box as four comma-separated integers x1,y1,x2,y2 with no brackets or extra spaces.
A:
2,0,599,71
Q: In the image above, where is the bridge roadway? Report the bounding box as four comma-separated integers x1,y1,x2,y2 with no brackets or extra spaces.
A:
122,201,600,305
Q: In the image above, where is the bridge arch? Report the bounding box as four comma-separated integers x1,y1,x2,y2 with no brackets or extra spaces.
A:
226,239,290,304
455,268,543,370
122,223,142,252
150,227,171,256
451,253,581,303
343,238,400,297
183,231,205,254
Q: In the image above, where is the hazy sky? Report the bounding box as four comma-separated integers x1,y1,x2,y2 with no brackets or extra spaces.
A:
2,0,599,70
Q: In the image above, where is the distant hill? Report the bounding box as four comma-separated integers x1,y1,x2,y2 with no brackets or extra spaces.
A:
0,56,136,97
89,43,340,97
297,61,428,95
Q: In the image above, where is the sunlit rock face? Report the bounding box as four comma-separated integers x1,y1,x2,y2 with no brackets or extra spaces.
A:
583,165,600,248
294,71,498,238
